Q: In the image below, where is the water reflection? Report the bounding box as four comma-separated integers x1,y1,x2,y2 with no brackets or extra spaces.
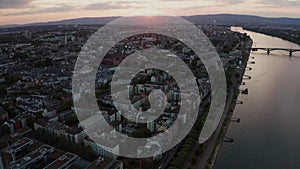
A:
215,28,300,169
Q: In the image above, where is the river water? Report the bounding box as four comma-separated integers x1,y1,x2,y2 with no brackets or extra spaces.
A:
214,28,300,169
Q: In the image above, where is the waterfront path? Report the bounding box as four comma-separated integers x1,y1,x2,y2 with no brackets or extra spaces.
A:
195,88,234,169
195,41,252,169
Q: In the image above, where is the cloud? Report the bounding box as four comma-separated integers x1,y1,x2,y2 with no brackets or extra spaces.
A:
1,4,77,16
255,0,300,7
159,0,203,1
84,1,144,10
156,0,246,11
159,0,246,4
0,0,36,9
1,1,144,16
215,0,246,4
2,0,146,16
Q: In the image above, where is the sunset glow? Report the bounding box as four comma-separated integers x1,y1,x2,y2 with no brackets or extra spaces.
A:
1,0,300,25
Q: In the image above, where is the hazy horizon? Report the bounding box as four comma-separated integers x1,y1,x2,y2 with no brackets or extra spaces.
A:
1,0,300,26
1,13,300,27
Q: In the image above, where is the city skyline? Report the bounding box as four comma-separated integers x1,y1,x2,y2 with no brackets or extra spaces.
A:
1,0,300,25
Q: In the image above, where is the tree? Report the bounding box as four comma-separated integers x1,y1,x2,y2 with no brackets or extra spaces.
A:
128,128,150,138
14,52,28,60
1,103,16,119
26,112,42,129
195,149,201,156
59,100,73,112
235,73,241,80
168,167,178,169
65,115,79,126
169,160,182,168
0,124,11,136
190,131,199,140
223,44,233,54
0,84,7,95
5,74,19,85
33,128,98,161
186,137,196,145
182,143,191,150
34,58,53,67
190,157,196,165
177,151,188,159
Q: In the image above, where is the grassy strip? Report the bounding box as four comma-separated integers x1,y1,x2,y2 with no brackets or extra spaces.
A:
167,105,210,169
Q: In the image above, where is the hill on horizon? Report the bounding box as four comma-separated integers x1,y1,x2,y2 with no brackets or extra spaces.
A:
1,14,300,29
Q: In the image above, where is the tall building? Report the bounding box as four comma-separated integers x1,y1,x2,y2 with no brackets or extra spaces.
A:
64,35,68,45
0,127,79,169
24,31,32,39
86,157,123,169
83,138,119,159
147,120,156,133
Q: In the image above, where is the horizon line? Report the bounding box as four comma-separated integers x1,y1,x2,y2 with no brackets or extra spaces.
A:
1,13,300,28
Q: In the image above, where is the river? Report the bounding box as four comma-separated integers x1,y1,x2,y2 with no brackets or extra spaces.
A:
214,28,300,169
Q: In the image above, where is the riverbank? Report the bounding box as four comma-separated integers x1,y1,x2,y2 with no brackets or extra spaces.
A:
213,29,300,169
244,27,300,46
206,38,253,169
165,31,254,169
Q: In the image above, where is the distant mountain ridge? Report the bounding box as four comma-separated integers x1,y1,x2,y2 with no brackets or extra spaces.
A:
1,14,300,29
184,14,300,25
24,16,119,27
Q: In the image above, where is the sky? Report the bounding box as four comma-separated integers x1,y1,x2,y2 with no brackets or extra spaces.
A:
0,0,300,25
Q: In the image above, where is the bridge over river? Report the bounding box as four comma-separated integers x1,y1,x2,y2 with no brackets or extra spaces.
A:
251,47,300,56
